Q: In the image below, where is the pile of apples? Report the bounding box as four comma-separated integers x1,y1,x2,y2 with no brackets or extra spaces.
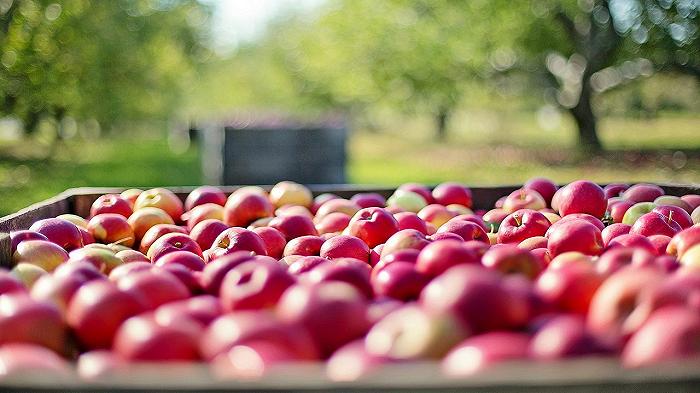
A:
3,179,700,381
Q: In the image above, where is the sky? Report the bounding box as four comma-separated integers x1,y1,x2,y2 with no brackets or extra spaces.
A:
204,0,325,53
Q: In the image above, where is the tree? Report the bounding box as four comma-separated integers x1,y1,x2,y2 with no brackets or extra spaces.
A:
0,0,211,135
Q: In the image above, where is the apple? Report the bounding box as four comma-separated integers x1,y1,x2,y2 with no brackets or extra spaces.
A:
184,203,224,230
212,341,298,379
379,229,431,259
134,187,184,222
189,219,229,251
548,251,593,269
667,226,700,259
117,269,189,310
269,181,313,208
443,331,531,377
373,249,421,277
398,183,434,204
365,304,467,360
315,199,361,221
154,250,206,271
54,261,104,282
418,204,458,229
530,248,552,268
30,273,86,316
481,208,509,232
269,214,318,241
530,314,610,359
629,212,681,237
601,223,631,247
596,247,656,276
12,240,68,272
0,343,69,378
0,269,26,295
138,223,187,254
201,310,319,361
415,240,484,277
344,207,399,248
0,293,66,353
436,219,489,243
90,194,133,218
9,230,49,255
127,207,175,241
77,350,126,380
207,228,267,261
87,213,135,248
608,199,634,224
497,209,550,244
319,235,370,262
154,295,223,328
114,249,148,264
56,214,88,229
647,235,672,256
185,185,227,211
587,267,665,347
524,177,558,206
108,262,152,282
28,218,83,251
393,212,429,235
680,243,700,267
693,206,700,224
606,233,657,255
446,204,474,215
654,195,693,214
622,306,700,368
556,180,606,218
303,258,373,299
548,213,605,232
547,220,603,257
386,190,428,213
113,314,200,361
652,205,693,229
199,251,257,294
147,232,203,262
603,183,629,199
67,247,122,274
371,261,429,301
120,188,143,206
315,212,351,235
432,182,473,208
481,245,542,279
220,260,295,311
287,256,328,275
251,227,287,259
277,282,370,357
158,263,202,295
502,188,547,214
518,236,548,251
350,192,387,209
283,235,324,257
311,193,340,214
622,183,665,203
535,262,603,314
223,191,274,227
326,339,391,381
420,265,529,332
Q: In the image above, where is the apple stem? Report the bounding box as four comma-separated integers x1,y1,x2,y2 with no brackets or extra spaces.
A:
513,214,521,226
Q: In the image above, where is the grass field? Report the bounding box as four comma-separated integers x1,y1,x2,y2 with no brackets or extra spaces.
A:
0,113,698,216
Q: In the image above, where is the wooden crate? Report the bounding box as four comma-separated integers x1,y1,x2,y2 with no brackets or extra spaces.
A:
1,183,699,391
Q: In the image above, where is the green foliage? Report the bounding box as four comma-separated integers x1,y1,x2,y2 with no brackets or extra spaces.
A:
0,0,212,134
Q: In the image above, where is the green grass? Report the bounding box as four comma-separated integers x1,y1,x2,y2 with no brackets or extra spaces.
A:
0,113,698,216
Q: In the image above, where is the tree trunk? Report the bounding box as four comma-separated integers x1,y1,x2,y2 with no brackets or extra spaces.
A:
569,80,602,153
435,107,449,141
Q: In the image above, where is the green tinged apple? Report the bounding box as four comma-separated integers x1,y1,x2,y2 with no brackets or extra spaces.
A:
387,190,428,213
622,202,656,225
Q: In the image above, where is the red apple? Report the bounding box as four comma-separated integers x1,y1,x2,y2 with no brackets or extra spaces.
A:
596,247,656,276
134,187,184,222
443,331,531,376
603,183,629,199
9,230,49,255
630,211,681,237
108,262,153,282
207,228,266,261
607,233,657,255
269,214,318,241
497,209,550,244
90,194,133,218
524,177,558,206
0,293,65,353
502,188,546,214
379,229,431,259
117,269,189,310
303,258,373,299
211,341,297,379
518,236,548,251
0,269,26,295
147,232,203,262
418,204,458,229
269,181,313,208
127,207,175,241
315,199,361,221
319,235,370,262
432,182,473,208
393,212,429,235
327,339,391,381
420,265,528,332
113,314,200,361
481,245,542,279
77,350,126,380
54,261,104,283
220,260,295,311
30,273,86,317
315,212,351,235
622,183,665,203
622,306,700,368
138,224,187,254
667,226,700,259
189,219,229,251
647,235,672,256
154,250,206,271
0,343,69,377
547,220,603,258
655,195,693,214
185,186,227,211
120,189,143,206
556,180,606,218
277,282,370,357
29,218,83,251
398,183,435,204
199,251,258,294
224,191,274,227
184,203,224,230
601,223,631,247
681,194,700,210
88,213,135,248
287,256,329,275
535,262,603,314
345,207,399,248
158,263,202,295
653,205,693,229
283,235,324,257
371,261,428,301
154,295,223,328
252,226,287,259
436,219,489,243
350,192,386,209
12,240,69,272
415,240,485,277
609,199,634,224
530,314,610,359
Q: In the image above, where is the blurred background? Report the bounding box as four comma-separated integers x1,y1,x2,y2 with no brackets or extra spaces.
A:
0,0,698,215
